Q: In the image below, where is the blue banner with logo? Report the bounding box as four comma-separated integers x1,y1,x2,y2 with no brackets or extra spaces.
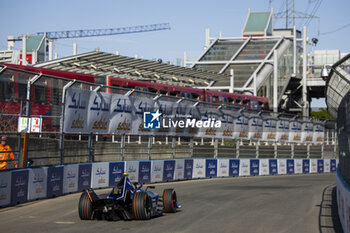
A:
184,159,193,179
109,162,125,187
205,159,217,178
139,161,151,184
11,170,28,205
229,159,240,177
317,159,324,173
287,159,295,174
163,160,175,181
78,163,92,191
250,159,259,176
330,159,336,172
302,159,310,173
47,166,64,198
269,159,278,175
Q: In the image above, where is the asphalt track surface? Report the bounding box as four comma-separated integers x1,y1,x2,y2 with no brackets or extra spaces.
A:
0,173,339,233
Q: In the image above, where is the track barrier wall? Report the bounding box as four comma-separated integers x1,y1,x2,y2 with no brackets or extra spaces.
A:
0,158,338,208
337,168,350,233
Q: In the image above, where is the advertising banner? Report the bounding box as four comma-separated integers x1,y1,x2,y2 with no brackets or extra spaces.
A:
125,161,139,183
186,106,201,137
63,164,79,194
250,159,259,176
289,120,302,143
277,159,287,175
248,115,263,140
138,161,151,184
11,170,28,205
259,159,269,176
109,162,125,187
276,119,290,142
174,159,185,180
173,102,193,137
303,159,310,174
64,88,89,133
0,172,11,206
184,159,193,179
262,117,277,141
154,99,176,136
269,159,278,175
313,123,325,144
301,121,314,143
310,159,318,173
286,159,295,174
28,167,48,200
47,166,63,197
151,160,163,183
239,159,250,176
91,162,109,189
109,94,133,135
131,97,155,135
331,159,337,172
163,160,175,182
294,159,303,174
217,159,229,177
218,110,235,139
197,108,220,138
229,159,240,177
317,159,324,173
233,114,249,140
192,159,206,178
78,163,92,191
87,91,111,133
324,159,331,173
205,159,217,178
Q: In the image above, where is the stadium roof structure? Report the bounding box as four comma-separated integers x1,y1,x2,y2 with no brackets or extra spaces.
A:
34,51,229,87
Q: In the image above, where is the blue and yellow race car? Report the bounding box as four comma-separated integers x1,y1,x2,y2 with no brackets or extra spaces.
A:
78,173,180,221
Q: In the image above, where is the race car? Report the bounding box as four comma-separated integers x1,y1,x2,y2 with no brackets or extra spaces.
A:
78,173,180,221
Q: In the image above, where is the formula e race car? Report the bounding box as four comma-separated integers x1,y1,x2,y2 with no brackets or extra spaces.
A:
78,173,181,221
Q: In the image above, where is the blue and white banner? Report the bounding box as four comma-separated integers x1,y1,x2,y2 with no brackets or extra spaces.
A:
229,159,240,177
317,159,324,173
91,162,109,188
324,159,331,173
301,121,314,143
239,159,250,176
184,159,193,179
206,159,217,178
174,159,185,180
47,166,63,197
64,88,89,133
331,159,337,172
163,160,175,181
289,120,302,143
248,116,263,140
109,95,133,135
303,159,310,174
125,161,139,183
28,167,48,200
139,161,151,184
287,159,295,174
78,163,92,191
262,117,277,142
109,162,124,187
217,159,229,177
313,122,325,144
278,159,287,175
11,170,28,205
250,159,259,176
259,159,269,176
192,159,206,178
276,119,290,142
87,91,112,133
269,159,278,175
233,114,249,140
63,164,79,194
310,159,318,173
294,159,303,174
0,172,11,206
151,160,163,183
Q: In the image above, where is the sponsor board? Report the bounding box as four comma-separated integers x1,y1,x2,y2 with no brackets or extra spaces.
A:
78,164,92,191
294,159,303,174
269,159,278,175
250,159,259,176
278,159,287,175
47,166,63,197
28,167,48,201
239,159,250,176
287,159,295,174
0,172,11,206
192,159,205,178
109,162,125,187
163,160,175,181
91,163,109,189
174,159,185,180
151,160,164,183
125,161,139,183
206,159,217,178
217,159,229,177
184,159,193,179
138,161,151,184
63,164,79,194
11,170,28,205
259,159,269,176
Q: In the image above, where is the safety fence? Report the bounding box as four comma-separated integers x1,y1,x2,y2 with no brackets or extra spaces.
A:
0,158,337,207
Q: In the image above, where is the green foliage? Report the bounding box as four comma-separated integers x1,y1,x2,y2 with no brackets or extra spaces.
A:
310,108,332,120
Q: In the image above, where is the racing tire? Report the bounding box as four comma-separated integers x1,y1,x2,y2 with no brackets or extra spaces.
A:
163,189,177,213
79,191,93,220
132,192,152,220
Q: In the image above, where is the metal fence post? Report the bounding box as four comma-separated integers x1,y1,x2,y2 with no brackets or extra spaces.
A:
291,143,295,158
120,134,125,161
88,133,94,162
189,137,194,158
274,142,278,158
147,136,152,160
236,140,240,158
214,139,218,158
321,144,324,159
59,80,75,165
255,140,259,158
307,144,310,159
172,137,176,159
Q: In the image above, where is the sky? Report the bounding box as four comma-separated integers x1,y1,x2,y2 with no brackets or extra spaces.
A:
1,0,349,106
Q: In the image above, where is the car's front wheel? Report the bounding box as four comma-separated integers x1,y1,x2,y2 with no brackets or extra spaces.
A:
132,191,152,220
163,189,177,213
78,190,93,220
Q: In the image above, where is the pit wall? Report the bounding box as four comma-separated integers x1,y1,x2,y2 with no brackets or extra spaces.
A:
0,158,338,207
337,168,350,233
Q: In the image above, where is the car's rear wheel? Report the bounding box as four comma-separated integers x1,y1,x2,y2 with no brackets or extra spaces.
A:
132,192,152,220
163,189,177,213
79,191,93,220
